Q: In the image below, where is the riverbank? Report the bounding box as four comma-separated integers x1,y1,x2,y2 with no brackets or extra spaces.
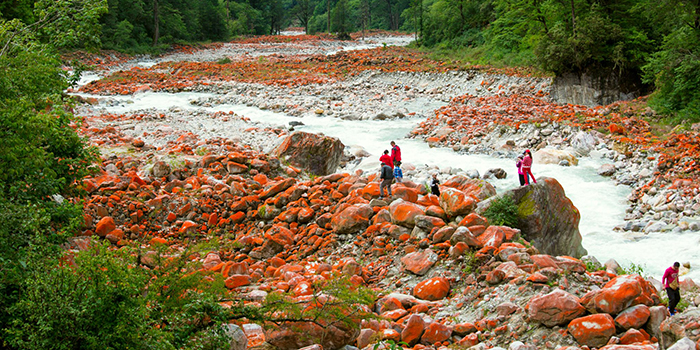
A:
68,32,700,349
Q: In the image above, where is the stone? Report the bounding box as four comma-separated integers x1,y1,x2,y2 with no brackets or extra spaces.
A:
598,164,616,176
571,131,598,156
618,328,647,345
266,321,358,350
223,324,248,350
272,131,344,176
331,204,374,234
151,161,171,177
534,148,579,166
590,274,659,315
401,314,425,346
95,216,116,237
413,277,450,301
401,249,438,275
645,305,667,342
441,175,496,200
478,177,587,258
667,337,696,350
484,168,507,179
439,187,476,218
568,314,616,348
420,322,451,344
508,341,536,350
357,328,375,349
389,200,426,228
614,304,651,330
527,289,586,327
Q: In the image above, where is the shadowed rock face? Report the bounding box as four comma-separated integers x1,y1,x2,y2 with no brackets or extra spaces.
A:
272,131,344,176
478,177,587,258
512,177,587,258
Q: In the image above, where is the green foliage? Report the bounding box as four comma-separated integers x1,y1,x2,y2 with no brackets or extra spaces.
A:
3,242,234,349
616,262,648,277
482,195,520,228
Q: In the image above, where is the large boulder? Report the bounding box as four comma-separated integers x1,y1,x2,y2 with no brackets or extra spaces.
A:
442,175,496,200
265,321,358,350
568,314,616,348
534,148,579,166
331,204,374,234
272,131,344,176
479,177,587,258
527,289,586,327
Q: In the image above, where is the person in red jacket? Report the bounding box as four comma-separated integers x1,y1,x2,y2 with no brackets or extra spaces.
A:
522,149,537,185
390,141,402,166
380,149,393,168
663,262,681,315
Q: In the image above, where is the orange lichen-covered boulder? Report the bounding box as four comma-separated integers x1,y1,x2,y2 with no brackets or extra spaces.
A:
95,216,116,237
420,322,452,345
389,200,426,228
585,274,659,315
271,131,344,176
393,186,419,203
527,289,586,327
413,277,450,301
568,313,616,348
401,314,425,346
331,203,374,234
401,249,438,276
615,304,651,330
439,187,476,218
441,175,496,200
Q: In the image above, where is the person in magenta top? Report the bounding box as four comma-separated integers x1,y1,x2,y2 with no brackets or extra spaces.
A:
390,141,401,166
522,150,536,185
379,150,393,168
516,155,525,186
662,262,681,315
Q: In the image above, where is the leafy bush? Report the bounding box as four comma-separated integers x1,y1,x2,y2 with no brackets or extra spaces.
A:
482,195,519,228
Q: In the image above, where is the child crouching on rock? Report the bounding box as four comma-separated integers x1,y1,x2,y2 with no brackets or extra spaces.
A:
430,173,440,196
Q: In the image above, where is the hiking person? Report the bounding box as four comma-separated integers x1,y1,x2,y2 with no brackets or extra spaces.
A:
379,163,394,198
390,141,402,166
663,262,681,315
430,173,440,196
393,163,403,183
380,149,393,168
516,155,525,186
522,149,536,185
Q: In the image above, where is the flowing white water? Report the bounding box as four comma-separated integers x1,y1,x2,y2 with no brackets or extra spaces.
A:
77,88,700,282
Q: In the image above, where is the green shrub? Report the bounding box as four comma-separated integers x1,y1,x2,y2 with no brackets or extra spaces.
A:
482,195,519,228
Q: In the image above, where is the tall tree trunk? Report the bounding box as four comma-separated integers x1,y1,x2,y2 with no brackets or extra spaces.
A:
385,0,395,30
153,0,159,46
327,0,331,33
570,0,576,34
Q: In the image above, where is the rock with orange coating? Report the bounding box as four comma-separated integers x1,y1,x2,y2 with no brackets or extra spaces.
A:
568,313,616,348
401,314,425,346
95,216,116,237
439,187,476,218
389,200,426,228
401,249,438,275
442,175,496,200
266,321,358,350
413,277,450,301
618,328,647,345
225,274,251,289
420,322,452,344
202,252,222,270
615,304,651,330
393,186,419,203
528,289,586,327
331,203,373,234
272,131,344,176
586,274,657,315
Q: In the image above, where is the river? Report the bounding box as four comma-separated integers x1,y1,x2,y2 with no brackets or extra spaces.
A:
73,37,700,283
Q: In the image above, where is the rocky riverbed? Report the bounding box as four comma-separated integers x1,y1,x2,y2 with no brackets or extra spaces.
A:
70,33,700,350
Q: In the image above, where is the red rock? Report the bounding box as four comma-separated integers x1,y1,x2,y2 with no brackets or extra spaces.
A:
225,274,251,289
425,205,447,220
179,220,198,233
453,322,477,336
380,328,401,342
618,328,647,345
381,309,407,321
528,289,586,327
413,277,450,301
393,186,419,203
421,322,452,344
441,175,496,200
615,304,651,330
568,313,616,348
331,204,373,234
149,237,168,245
105,229,124,244
227,161,248,174
609,123,626,135
456,333,478,347
530,254,559,270
593,275,653,315
95,216,116,237
526,272,549,284
376,297,404,314
438,187,476,218
292,281,313,296
599,345,657,350
389,200,426,227
493,261,527,281
401,314,425,346
357,328,375,349
459,213,488,227
477,225,506,248
401,249,438,275
203,253,222,270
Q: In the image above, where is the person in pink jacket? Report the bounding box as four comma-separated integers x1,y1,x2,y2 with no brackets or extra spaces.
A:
662,262,681,315
516,155,525,186
522,150,536,185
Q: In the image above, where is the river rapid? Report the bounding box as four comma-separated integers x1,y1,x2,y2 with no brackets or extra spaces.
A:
73,35,700,282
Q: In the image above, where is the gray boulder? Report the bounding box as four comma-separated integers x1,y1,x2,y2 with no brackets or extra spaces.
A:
272,131,345,176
